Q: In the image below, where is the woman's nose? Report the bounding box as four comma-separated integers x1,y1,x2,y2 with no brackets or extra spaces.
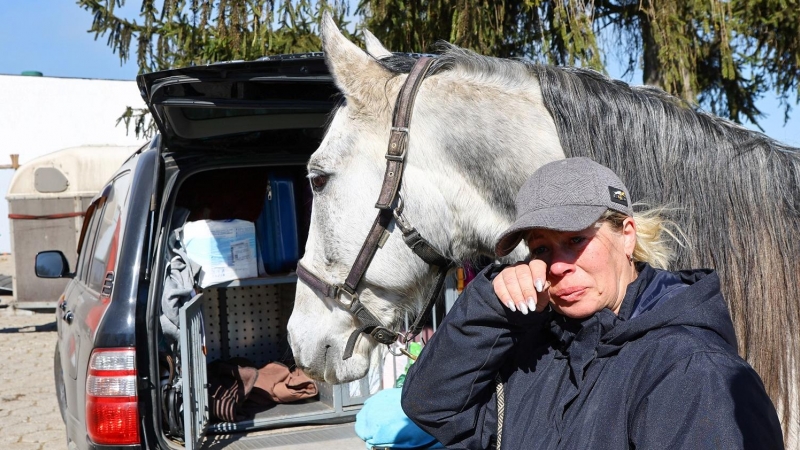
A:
548,249,575,277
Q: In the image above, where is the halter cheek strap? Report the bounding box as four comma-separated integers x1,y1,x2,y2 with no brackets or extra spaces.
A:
297,56,454,360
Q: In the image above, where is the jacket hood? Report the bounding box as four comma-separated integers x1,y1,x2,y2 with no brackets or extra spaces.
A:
600,264,737,356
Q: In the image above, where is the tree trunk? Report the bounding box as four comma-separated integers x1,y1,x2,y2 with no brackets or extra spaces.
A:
640,13,663,89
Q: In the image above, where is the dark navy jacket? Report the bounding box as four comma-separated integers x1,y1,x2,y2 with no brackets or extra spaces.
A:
401,264,783,449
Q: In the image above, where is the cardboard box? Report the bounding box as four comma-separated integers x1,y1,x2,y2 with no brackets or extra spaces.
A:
183,219,258,287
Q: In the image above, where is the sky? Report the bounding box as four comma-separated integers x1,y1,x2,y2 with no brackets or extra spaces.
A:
0,0,798,147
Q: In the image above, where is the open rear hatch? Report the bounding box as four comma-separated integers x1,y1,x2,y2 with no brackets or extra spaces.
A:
139,55,384,450
137,53,339,152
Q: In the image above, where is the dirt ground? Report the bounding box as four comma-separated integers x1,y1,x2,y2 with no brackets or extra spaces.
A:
0,302,66,449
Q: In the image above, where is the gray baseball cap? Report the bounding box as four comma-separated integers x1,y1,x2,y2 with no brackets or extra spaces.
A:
494,157,633,256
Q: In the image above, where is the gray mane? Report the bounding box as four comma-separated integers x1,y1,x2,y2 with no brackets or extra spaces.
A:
379,45,524,84
377,48,800,429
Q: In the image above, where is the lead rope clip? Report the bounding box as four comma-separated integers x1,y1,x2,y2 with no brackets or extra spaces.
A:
399,347,418,361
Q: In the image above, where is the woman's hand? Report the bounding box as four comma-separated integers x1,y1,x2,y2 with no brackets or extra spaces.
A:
492,260,550,314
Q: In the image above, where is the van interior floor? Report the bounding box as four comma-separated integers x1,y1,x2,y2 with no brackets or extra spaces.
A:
199,422,363,450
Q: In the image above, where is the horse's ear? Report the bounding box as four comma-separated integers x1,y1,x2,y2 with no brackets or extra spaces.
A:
321,12,392,110
363,30,393,59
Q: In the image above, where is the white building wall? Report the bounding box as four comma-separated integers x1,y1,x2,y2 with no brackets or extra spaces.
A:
0,75,148,253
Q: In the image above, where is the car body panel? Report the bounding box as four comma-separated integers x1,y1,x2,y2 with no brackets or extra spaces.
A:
55,149,155,450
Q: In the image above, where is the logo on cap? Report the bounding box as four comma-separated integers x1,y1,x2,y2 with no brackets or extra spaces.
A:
609,187,628,206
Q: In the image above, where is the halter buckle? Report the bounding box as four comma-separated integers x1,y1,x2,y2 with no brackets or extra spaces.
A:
386,127,409,162
333,284,359,308
385,148,408,162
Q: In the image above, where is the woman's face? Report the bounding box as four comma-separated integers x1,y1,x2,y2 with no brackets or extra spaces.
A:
525,218,637,318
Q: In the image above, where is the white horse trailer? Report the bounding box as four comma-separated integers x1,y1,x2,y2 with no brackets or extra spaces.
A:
6,145,139,309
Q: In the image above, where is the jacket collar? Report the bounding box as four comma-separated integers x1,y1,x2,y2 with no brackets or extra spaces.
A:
548,262,655,354
547,263,699,381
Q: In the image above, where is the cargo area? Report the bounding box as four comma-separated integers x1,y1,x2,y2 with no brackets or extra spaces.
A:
155,164,381,450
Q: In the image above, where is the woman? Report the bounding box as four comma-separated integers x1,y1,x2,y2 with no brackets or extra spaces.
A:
401,157,783,449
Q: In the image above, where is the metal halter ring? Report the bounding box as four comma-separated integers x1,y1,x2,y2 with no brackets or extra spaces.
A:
392,197,413,234
396,329,416,345
387,330,417,359
387,343,405,357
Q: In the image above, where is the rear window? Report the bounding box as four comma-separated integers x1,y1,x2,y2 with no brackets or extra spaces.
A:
181,105,330,121
161,79,338,103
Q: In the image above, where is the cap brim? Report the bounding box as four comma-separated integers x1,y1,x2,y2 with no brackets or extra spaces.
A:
494,205,608,256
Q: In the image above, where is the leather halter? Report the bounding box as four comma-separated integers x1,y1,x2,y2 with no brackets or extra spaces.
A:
297,57,454,360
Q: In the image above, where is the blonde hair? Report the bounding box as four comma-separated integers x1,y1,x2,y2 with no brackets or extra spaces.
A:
601,206,686,269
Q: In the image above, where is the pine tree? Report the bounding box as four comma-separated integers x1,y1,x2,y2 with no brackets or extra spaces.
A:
83,0,799,131
357,0,800,127
78,0,354,137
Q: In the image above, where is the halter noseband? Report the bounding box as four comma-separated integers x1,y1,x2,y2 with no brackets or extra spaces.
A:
297,57,454,360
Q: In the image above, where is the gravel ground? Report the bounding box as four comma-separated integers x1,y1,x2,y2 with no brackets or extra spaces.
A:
0,304,66,450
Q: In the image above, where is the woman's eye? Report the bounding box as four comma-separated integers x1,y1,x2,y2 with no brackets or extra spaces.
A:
531,246,548,256
309,173,330,192
569,236,586,245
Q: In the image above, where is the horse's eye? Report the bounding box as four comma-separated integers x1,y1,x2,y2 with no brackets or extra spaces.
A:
309,172,330,192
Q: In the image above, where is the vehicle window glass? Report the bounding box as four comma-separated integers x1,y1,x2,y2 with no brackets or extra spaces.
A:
86,173,132,292
75,203,102,283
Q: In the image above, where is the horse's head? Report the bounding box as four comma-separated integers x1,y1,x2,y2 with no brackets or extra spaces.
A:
288,14,563,383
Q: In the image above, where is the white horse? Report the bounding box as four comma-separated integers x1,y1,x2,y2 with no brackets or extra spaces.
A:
287,13,800,445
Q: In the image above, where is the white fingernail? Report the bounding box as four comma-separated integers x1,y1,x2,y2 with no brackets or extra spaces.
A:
535,279,544,292
505,301,516,312
527,297,537,312
519,302,529,315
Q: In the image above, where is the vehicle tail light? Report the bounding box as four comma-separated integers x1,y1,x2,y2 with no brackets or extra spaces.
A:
86,348,140,445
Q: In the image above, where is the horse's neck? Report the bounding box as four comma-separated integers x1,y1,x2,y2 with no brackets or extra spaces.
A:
446,175,524,260
435,121,564,262
404,71,563,263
